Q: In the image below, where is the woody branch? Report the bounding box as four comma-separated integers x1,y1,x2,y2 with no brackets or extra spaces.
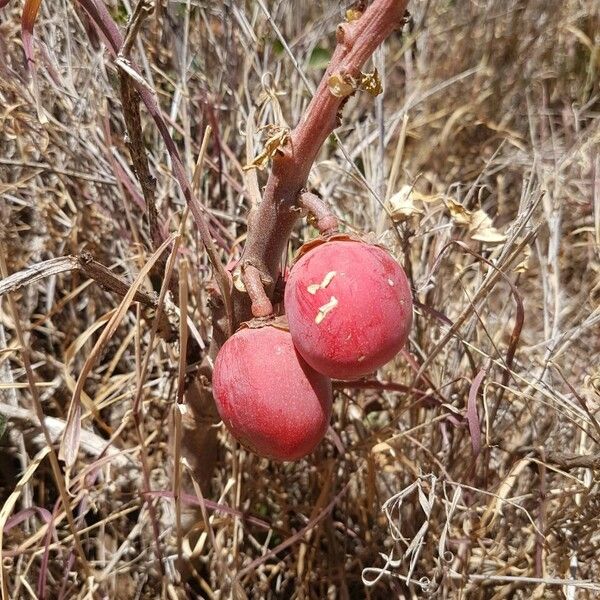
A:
234,0,409,326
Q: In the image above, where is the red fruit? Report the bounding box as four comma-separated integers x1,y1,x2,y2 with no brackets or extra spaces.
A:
212,325,332,461
284,240,412,380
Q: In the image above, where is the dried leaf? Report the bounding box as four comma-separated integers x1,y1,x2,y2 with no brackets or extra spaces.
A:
21,0,47,124
371,441,394,454
232,269,246,292
387,185,424,222
360,69,383,96
346,7,363,21
327,73,357,98
243,126,290,171
469,209,506,244
412,191,443,203
467,370,485,458
3,507,52,534
21,0,42,68
444,198,472,225
444,200,506,244
513,241,531,272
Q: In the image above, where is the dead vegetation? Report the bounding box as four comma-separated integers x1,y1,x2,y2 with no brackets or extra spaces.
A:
0,0,599,598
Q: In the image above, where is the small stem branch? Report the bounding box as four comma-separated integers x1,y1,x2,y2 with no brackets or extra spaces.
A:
0,254,156,308
119,0,161,250
77,0,233,333
121,0,152,57
77,253,159,309
241,265,274,317
298,191,339,235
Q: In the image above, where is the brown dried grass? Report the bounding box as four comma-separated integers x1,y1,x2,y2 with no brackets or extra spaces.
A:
0,1,599,598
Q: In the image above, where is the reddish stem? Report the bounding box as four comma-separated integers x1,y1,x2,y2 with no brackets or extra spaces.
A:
241,264,274,317
235,0,408,326
298,191,339,235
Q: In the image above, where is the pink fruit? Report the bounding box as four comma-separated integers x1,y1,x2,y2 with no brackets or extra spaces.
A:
212,325,332,461
284,240,412,380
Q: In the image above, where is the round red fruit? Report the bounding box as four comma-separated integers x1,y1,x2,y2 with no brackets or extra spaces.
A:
284,240,412,380
212,325,332,461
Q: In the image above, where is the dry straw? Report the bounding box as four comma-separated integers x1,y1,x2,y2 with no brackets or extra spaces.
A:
0,0,598,598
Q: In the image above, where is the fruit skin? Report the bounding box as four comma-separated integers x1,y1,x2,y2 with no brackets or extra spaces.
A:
212,326,332,461
284,240,412,380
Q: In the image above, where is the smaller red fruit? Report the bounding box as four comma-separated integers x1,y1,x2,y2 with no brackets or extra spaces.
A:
284,240,412,380
212,325,332,461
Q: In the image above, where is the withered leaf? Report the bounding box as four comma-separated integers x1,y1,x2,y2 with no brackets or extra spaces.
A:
359,69,383,97
469,209,506,244
243,126,290,171
387,185,424,222
328,73,357,98
444,198,473,225
444,199,506,244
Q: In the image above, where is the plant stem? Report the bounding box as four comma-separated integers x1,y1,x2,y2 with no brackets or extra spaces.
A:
234,0,408,327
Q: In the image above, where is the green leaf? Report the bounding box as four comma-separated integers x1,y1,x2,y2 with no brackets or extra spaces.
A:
272,39,284,55
0,414,6,441
112,5,129,25
308,46,331,69
354,156,365,176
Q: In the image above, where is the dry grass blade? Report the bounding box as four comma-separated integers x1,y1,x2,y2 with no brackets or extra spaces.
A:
0,402,128,467
59,234,174,467
233,475,356,589
467,369,485,458
415,238,528,397
78,0,233,318
1,248,92,587
1,0,598,597
0,446,50,600
20,0,44,123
